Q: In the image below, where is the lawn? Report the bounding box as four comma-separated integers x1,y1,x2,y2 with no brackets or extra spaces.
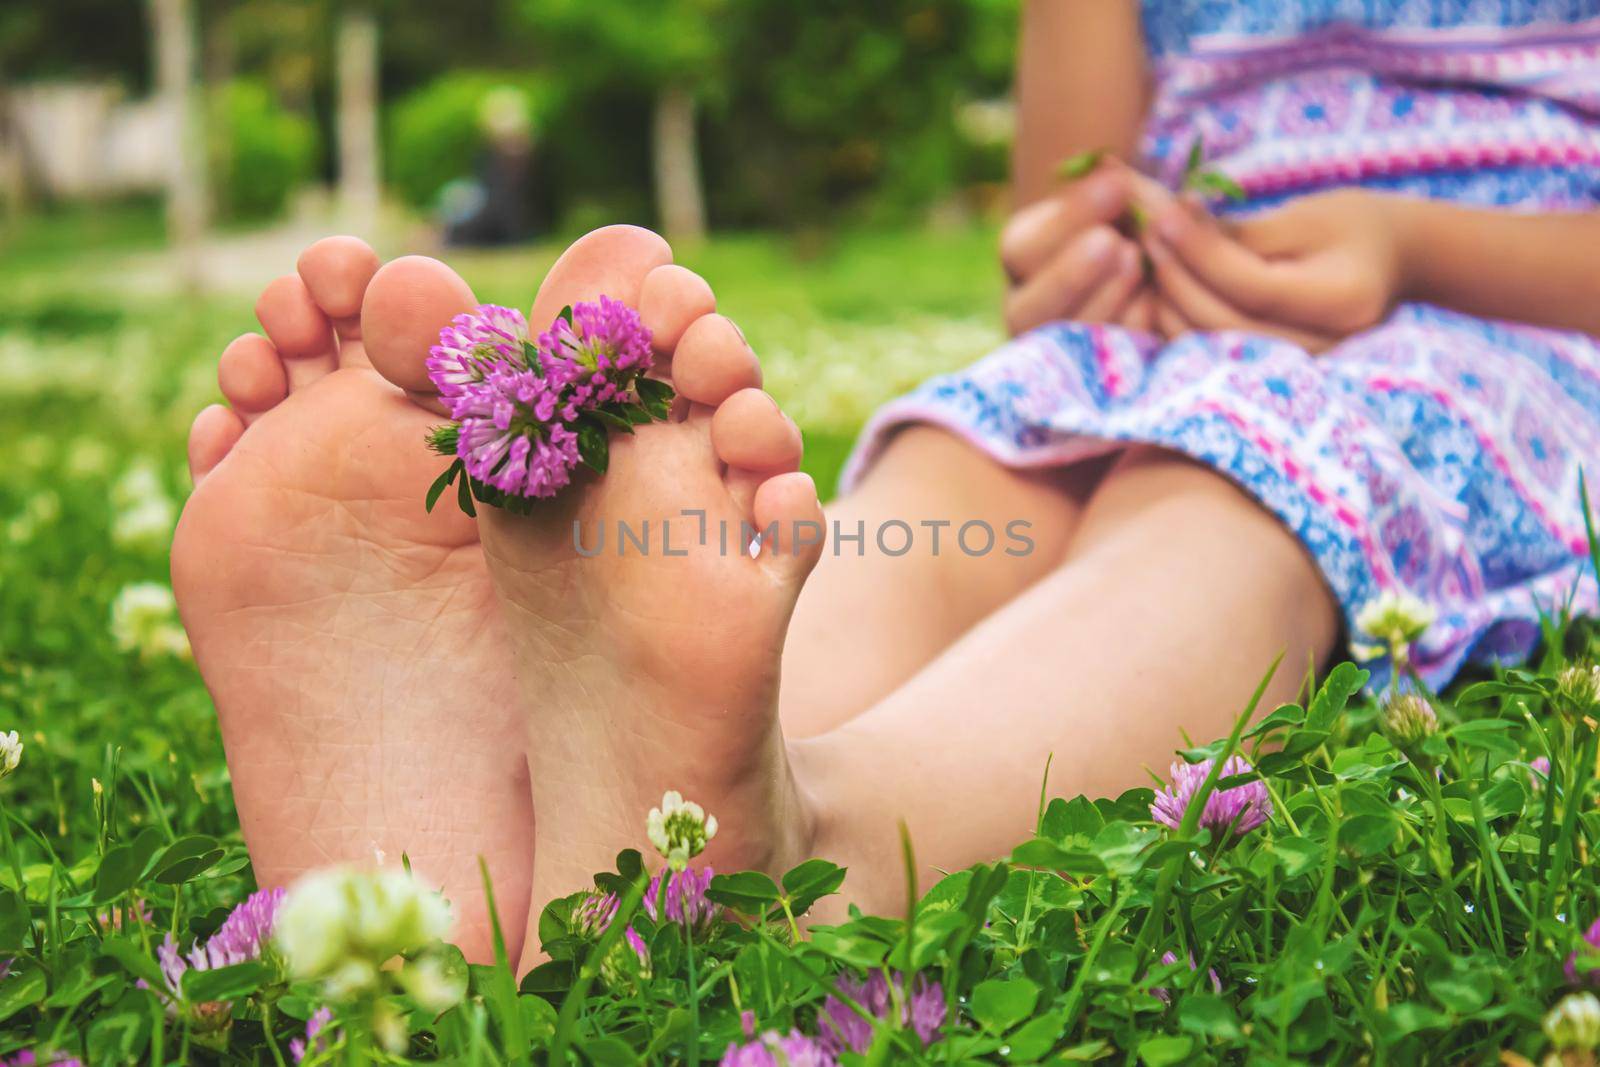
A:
0,203,1009,500
1,205,1599,1064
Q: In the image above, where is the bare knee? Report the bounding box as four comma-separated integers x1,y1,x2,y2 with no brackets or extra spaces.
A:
860,425,1105,556
1079,445,1342,664
868,425,1014,489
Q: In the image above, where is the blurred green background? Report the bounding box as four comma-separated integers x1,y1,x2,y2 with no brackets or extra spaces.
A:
0,0,1023,488
0,1,1018,801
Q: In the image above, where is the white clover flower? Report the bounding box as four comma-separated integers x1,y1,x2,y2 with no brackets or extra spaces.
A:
112,461,176,549
113,461,165,506
1351,590,1435,664
323,958,380,1000
645,791,718,871
399,954,466,1013
1379,693,1439,752
1557,664,1600,718
0,732,21,779
274,872,351,979
373,1001,410,1055
113,498,176,549
1545,991,1600,1051
110,582,191,660
275,867,454,999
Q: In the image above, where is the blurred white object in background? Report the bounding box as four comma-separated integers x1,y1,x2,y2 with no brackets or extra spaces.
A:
7,83,171,198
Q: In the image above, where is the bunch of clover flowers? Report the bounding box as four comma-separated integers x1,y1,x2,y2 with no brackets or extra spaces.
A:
546,791,722,1066
142,887,285,1036
423,297,675,516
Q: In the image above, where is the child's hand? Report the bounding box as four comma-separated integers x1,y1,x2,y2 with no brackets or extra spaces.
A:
1140,188,1406,352
999,159,1153,337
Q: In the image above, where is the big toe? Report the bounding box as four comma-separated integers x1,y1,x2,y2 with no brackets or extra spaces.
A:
362,255,480,398
528,225,674,333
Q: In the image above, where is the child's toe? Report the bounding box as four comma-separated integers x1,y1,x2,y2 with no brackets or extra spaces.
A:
218,334,288,425
674,314,762,406
255,275,338,391
529,225,673,329
187,404,245,485
640,264,717,354
753,471,826,579
361,255,479,400
712,387,803,473
296,236,380,337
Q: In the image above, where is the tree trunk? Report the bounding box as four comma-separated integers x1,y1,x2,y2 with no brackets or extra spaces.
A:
0,69,29,230
149,0,206,291
201,0,234,223
651,84,706,243
336,2,380,237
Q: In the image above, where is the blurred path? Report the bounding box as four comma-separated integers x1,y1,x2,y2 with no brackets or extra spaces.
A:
110,201,430,298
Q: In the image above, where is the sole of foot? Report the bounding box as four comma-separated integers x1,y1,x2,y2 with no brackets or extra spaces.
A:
171,236,534,964
364,226,827,971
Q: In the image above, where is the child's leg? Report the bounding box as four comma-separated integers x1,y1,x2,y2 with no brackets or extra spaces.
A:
376,226,1329,957
795,446,1340,913
780,427,1107,737
174,241,535,965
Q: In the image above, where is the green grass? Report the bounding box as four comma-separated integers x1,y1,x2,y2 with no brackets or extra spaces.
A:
0,199,168,291
2,207,1600,1063
0,207,1007,496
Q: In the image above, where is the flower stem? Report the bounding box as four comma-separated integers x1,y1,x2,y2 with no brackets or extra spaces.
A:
261,1001,288,1067
685,932,700,1067
1548,725,1596,916
1062,889,1127,1028
0,801,26,899
1417,764,1452,883
777,897,801,945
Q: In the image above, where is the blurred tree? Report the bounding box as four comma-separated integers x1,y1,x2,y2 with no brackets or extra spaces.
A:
225,0,321,115
516,0,725,241
1,0,1020,234
148,0,207,289
707,0,1016,227
221,0,379,229
206,79,317,221
381,0,534,97
336,0,380,233
0,63,26,224
0,2,149,88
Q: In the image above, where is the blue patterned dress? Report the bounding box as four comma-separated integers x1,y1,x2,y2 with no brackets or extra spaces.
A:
842,0,1600,688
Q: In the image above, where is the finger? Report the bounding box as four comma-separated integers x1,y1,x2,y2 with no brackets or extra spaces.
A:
1126,169,1182,232
1003,226,1126,336
1074,243,1145,323
1148,201,1300,320
1118,288,1157,335
1154,297,1193,343
1000,165,1136,282
1144,235,1254,332
1149,242,1336,351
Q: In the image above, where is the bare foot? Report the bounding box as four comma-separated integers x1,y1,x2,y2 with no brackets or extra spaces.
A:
171,237,533,963
369,226,827,970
